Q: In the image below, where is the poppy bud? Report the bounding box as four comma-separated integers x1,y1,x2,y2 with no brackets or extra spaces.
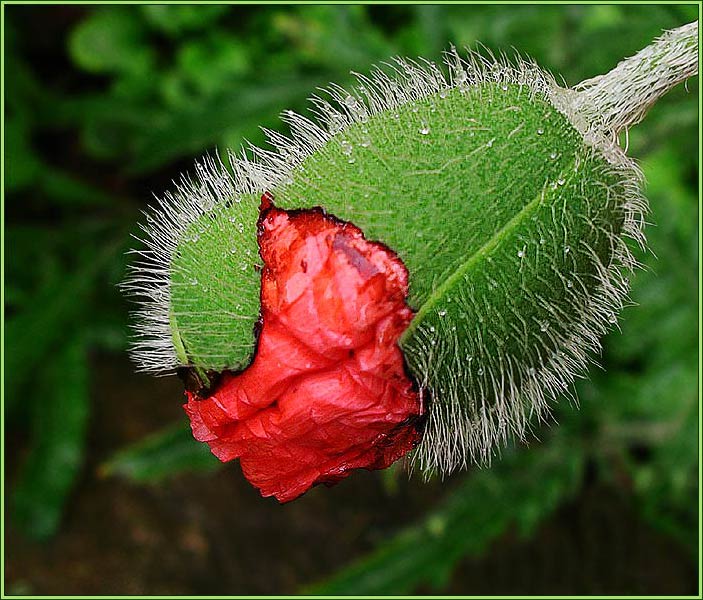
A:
124,24,697,483
184,200,423,501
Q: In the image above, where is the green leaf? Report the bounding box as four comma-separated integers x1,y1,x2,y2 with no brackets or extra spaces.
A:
272,5,397,72
12,336,90,540
38,167,116,207
69,7,154,76
70,77,318,173
127,77,319,174
140,4,229,36
177,32,251,95
305,434,584,595
5,239,120,410
4,115,42,192
5,113,116,207
100,422,220,483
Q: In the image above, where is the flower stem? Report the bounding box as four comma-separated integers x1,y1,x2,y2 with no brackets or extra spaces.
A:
571,21,698,137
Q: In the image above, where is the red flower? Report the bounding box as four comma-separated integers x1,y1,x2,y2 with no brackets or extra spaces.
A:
184,196,423,502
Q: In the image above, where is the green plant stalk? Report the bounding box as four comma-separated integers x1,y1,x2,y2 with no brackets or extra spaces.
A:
571,21,698,138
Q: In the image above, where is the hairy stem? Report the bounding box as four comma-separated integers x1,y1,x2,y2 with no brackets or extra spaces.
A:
571,21,698,137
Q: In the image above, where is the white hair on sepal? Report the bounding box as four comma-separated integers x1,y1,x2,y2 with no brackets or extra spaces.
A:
121,151,242,373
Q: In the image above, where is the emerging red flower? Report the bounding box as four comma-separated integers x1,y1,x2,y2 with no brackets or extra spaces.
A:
184,195,423,502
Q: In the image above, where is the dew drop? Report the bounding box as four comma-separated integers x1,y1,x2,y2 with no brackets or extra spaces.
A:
429,325,436,333
455,69,469,92
566,279,573,288
540,321,550,332
549,151,557,160
477,367,484,376
439,89,449,99
438,309,447,317
190,278,198,286
557,178,565,186
608,314,617,324
419,123,430,135
564,246,571,254
347,158,356,164
340,140,353,155
537,128,544,135
328,114,345,134
344,94,366,121
486,137,495,148
240,264,248,271
501,84,508,91
229,248,237,255
228,216,237,223
539,236,546,245
517,247,526,258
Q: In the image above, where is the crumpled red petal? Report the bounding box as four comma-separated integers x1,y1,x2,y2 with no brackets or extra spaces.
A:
184,198,423,502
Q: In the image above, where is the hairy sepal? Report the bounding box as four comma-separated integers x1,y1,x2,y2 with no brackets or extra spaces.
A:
127,51,646,474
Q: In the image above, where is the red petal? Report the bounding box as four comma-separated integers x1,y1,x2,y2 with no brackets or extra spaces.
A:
184,201,423,502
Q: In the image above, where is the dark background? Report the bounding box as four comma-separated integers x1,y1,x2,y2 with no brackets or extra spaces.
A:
4,4,699,595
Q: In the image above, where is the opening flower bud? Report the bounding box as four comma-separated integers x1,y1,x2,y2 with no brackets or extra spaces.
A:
184,198,423,501
124,24,697,484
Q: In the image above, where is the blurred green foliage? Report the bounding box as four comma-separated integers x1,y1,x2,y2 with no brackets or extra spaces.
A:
99,422,219,483
4,3,698,593
306,430,586,594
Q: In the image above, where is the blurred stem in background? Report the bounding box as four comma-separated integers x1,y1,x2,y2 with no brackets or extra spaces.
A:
4,4,698,594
